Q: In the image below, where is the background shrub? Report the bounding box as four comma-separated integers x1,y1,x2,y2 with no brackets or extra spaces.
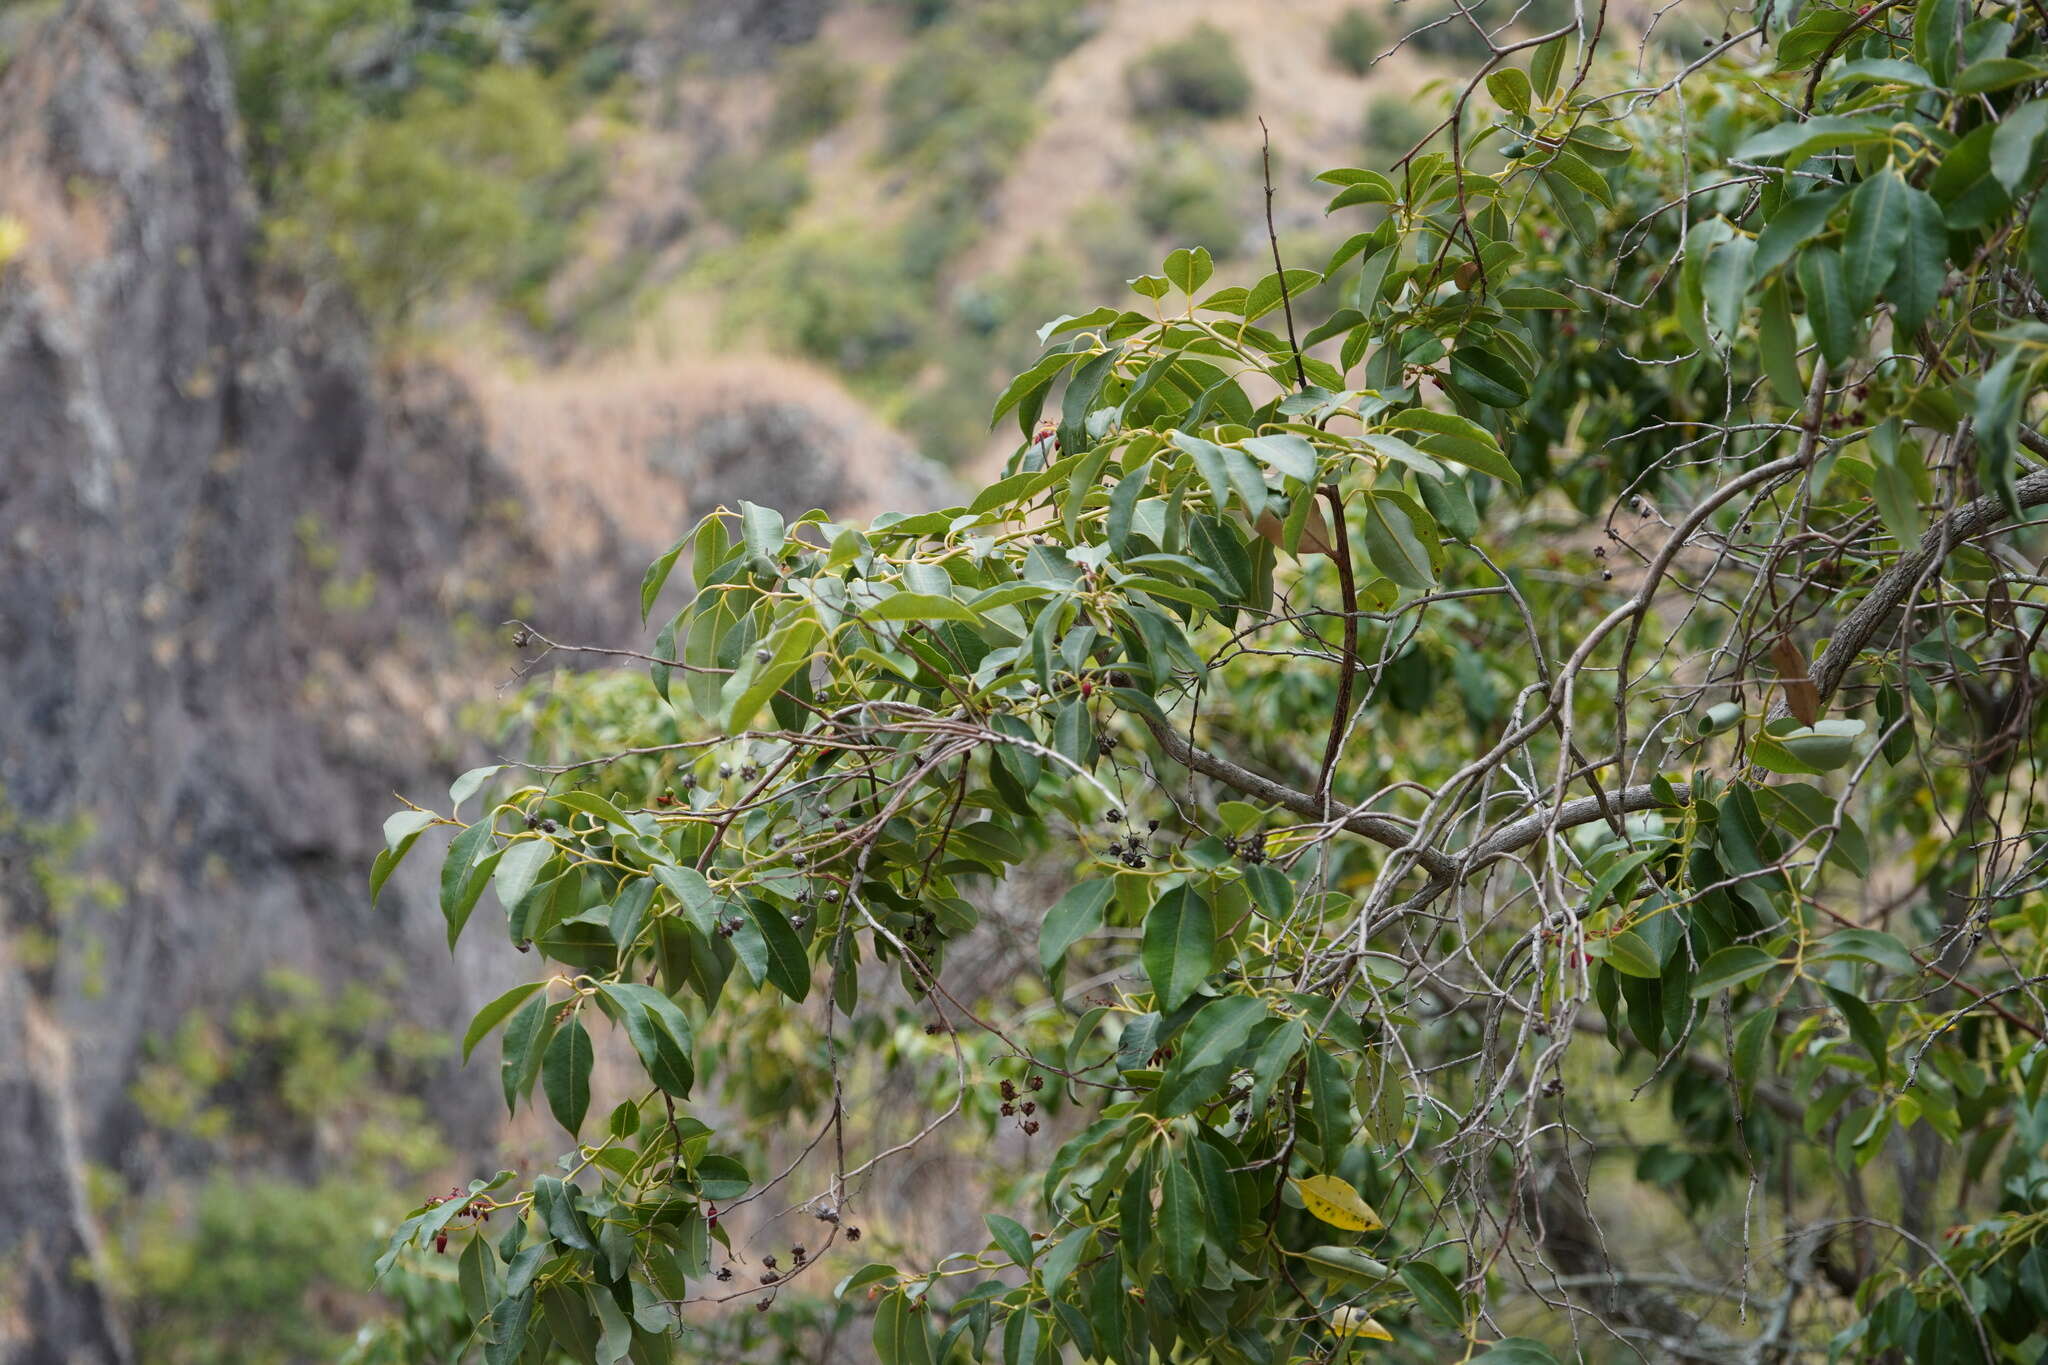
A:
1126,23,1252,120
695,148,812,237
768,47,860,145
1329,6,1383,74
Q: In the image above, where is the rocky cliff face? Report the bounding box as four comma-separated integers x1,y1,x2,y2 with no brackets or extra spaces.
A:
0,1,958,1357
0,3,626,1358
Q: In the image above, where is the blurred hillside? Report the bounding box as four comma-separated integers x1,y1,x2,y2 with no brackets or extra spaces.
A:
0,0,1704,1360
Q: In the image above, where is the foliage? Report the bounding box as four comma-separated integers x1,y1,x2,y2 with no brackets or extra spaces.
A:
1329,7,1384,77
377,3,2048,1363
767,47,861,146
1361,92,1438,167
1125,23,1254,121
695,149,812,238
216,0,618,325
99,972,449,1363
1132,142,1249,259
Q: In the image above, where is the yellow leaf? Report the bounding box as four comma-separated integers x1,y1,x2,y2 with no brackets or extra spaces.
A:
0,215,27,271
1329,1306,1393,1340
1291,1174,1383,1231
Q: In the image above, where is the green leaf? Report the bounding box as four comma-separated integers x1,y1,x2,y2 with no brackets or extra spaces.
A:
1990,99,2048,192
1823,984,1891,1083
1702,231,1756,352
1240,433,1318,484
494,838,553,914
441,820,497,949
1326,175,1397,211
1384,408,1520,488
740,501,785,559
449,765,503,812
499,992,552,1115
861,592,981,625
1956,56,2048,93
1975,347,2028,516
640,535,687,623
835,1263,901,1300
1755,718,1866,774
1040,879,1114,977
1753,186,1844,277
1795,247,1857,368
1400,1261,1466,1329
1821,57,1938,91
1359,492,1436,589
1689,946,1780,997
1171,431,1234,515
1002,1308,1043,1365
464,982,545,1063
1359,432,1447,482
1914,0,1957,80
1447,346,1529,407
1141,886,1216,1010
1601,929,1661,979
1813,929,1919,976
1757,281,1804,407
1297,1243,1394,1288
533,1175,593,1251
1546,147,1612,207
993,351,1081,430
1159,1158,1203,1288
596,983,696,1095
378,816,433,882
1417,470,1479,543
1733,115,1890,167
1883,185,1948,335
985,1214,1036,1269
872,1293,937,1365
1530,33,1566,99
1486,67,1532,114
543,1016,593,1135
1060,347,1120,456
483,1288,535,1365
1162,245,1214,295
1843,172,1910,314
723,617,822,733
748,900,811,1002
1176,995,1268,1071
1732,1007,1776,1098
1041,1227,1093,1299
2031,193,2048,291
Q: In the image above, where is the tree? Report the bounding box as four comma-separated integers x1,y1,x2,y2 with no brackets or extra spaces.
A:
375,1,2048,1359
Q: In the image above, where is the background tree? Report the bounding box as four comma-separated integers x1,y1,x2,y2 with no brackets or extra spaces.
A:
376,1,2048,1360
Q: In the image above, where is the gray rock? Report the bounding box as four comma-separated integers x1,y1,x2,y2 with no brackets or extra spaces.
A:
0,3,627,1358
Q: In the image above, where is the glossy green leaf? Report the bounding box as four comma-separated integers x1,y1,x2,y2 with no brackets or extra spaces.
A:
1141,886,1216,1010
542,1016,593,1135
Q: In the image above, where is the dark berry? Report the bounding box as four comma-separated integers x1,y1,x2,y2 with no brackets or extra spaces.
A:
847,1227,861,1241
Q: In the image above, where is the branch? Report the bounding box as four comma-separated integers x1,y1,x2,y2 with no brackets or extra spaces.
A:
1259,117,1308,394
1806,469,2048,710
1141,713,1461,881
